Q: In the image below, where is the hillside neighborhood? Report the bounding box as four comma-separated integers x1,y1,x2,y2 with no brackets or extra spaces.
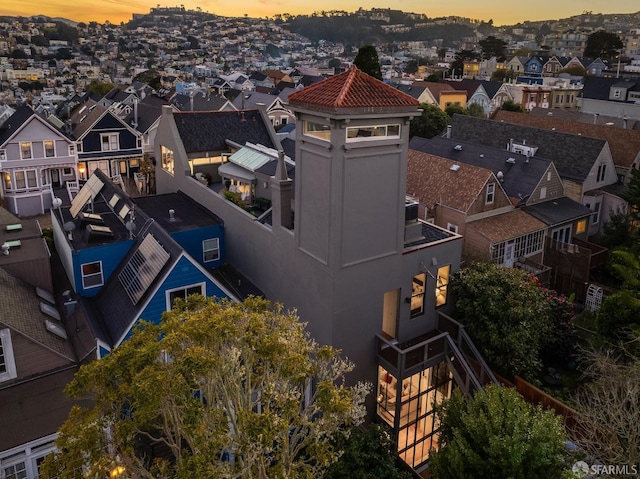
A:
1,6,640,479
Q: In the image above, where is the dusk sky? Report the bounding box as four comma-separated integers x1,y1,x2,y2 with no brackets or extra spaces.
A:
0,1,638,26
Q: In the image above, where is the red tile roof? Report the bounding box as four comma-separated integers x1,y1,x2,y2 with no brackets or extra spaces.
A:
288,66,419,111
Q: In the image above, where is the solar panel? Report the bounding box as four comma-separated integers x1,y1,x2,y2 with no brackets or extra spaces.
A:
70,175,104,218
118,204,130,220
109,193,120,208
118,234,170,305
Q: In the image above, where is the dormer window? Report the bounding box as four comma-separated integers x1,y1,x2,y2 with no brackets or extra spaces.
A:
486,183,495,205
597,164,607,182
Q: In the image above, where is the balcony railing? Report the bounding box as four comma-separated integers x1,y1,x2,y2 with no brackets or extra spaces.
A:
376,313,497,397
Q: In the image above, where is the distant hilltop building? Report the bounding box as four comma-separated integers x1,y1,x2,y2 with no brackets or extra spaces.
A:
150,6,187,14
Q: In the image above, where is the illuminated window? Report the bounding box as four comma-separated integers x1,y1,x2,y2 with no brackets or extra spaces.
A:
410,273,426,318
435,265,450,307
303,121,330,141
81,261,103,289
161,145,174,176
44,140,55,157
576,219,587,234
346,124,400,142
20,142,32,159
3,172,11,190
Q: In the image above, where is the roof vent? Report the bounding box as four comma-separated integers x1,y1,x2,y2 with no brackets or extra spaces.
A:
169,209,176,222
454,145,463,151
450,164,461,171
497,171,504,181
506,157,516,164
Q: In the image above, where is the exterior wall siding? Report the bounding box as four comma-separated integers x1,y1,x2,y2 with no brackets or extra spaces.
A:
73,240,133,297
171,225,225,269
527,166,564,206
9,331,71,378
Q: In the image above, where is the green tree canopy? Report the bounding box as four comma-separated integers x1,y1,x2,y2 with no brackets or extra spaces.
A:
353,44,382,81
429,385,570,479
134,69,162,90
466,102,486,118
324,424,411,479
409,103,449,139
404,59,418,75
86,81,116,96
450,262,554,379
40,296,368,479
444,103,469,119
478,35,508,61
584,30,623,61
622,167,640,227
500,99,524,112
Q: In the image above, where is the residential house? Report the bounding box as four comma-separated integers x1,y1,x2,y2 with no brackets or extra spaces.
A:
413,81,467,110
50,169,235,356
408,135,594,284
125,94,172,167
493,109,639,226
0,208,90,479
230,90,295,127
579,76,640,120
505,56,529,75
71,103,143,181
154,67,497,473
448,114,619,237
444,79,502,116
0,105,77,217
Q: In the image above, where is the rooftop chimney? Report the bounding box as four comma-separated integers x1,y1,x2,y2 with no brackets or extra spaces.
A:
446,124,452,139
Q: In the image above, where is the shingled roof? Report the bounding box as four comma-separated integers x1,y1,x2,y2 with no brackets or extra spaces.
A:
288,66,418,113
493,110,640,169
407,150,494,212
448,114,608,182
173,109,276,152
410,136,551,203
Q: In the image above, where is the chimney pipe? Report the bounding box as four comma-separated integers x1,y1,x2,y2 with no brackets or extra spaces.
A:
446,124,452,139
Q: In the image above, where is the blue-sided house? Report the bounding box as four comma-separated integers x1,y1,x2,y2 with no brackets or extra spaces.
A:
51,169,237,356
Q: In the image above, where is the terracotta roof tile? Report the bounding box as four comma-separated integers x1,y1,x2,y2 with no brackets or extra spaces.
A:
288,66,418,111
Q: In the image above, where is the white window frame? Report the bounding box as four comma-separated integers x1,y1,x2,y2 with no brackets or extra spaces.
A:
160,145,174,176
345,124,401,142
100,133,120,152
592,201,601,224
0,328,18,382
165,283,206,310
485,182,495,205
20,142,32,159
81,261,104,289
597,164,607,182
203,238,220,263
540,186,547,199
44,140,55,157
446,223,458,233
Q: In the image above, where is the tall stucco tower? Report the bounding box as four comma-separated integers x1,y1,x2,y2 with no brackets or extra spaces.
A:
288,67,419,269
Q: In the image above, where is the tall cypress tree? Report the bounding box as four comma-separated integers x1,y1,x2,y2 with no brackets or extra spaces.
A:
353,45,383,81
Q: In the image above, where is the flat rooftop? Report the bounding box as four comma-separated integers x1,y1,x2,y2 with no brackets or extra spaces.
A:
133,191,223,232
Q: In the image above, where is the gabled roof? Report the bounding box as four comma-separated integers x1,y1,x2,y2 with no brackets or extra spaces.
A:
0,269,76,363
582,76,640,101
448,114,607,182
288,66,418,113
414,80,455,101
125,94,170,133
493,110,640,169
407,149,495,212
171,93,231,112
409,136,551,202
70,102,109,138
393,83,427,100
173,109,276,152
0,105,36,145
